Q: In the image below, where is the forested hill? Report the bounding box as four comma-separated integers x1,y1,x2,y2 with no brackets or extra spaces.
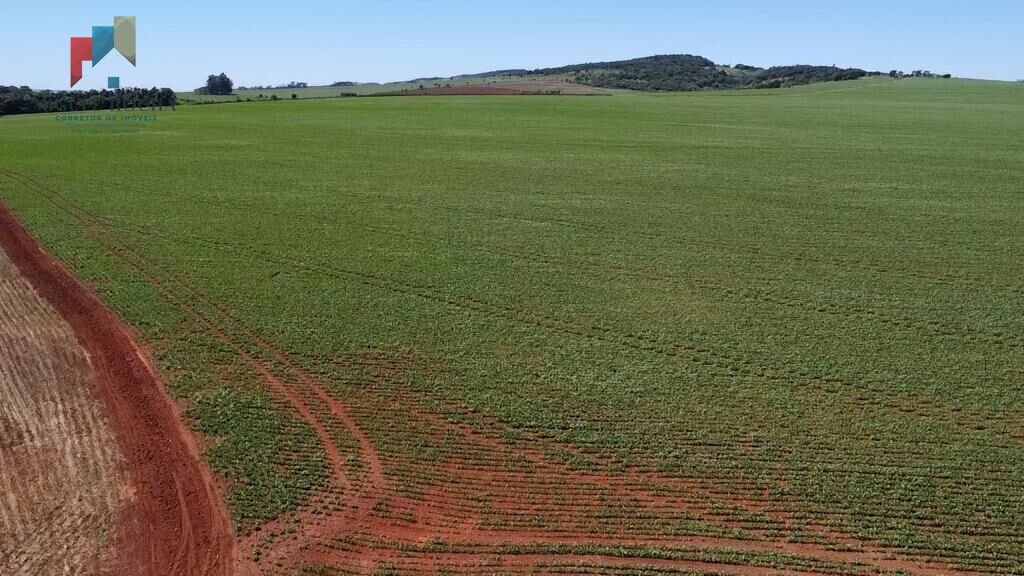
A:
466,54,876,91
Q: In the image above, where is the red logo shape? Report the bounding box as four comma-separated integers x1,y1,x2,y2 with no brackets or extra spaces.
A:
70,37,93,88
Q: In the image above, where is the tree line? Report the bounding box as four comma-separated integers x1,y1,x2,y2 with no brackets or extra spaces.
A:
541,55,876,91
196,73,317,94
888,70,952,79
468,54,879,92
238,81,311,90
0,86,177,117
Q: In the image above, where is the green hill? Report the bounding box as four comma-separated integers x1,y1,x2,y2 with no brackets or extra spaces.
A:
467,54,876,92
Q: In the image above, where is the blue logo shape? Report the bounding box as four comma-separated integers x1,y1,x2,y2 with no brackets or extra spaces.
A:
108,76,120,89
92,26,115,66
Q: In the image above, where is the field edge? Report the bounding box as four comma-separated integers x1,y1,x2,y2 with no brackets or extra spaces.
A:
0,200,237,576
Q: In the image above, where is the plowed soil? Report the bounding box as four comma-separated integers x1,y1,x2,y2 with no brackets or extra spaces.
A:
0,236,128,575
0,202,235,576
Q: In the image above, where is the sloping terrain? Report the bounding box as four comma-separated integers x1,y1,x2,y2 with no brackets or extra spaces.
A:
172,53,873,104
1,172,985,576
0,79,1022,575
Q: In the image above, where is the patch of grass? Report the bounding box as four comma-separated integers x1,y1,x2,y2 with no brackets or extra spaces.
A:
189,387,329,530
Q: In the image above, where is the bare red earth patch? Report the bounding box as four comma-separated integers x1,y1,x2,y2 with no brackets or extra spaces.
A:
396,86,525,96
0,202,236,576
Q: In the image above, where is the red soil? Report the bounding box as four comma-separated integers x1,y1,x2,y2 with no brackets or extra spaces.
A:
0,202,236,576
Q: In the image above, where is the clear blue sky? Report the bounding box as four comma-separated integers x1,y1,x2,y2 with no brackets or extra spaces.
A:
2,1,1021,91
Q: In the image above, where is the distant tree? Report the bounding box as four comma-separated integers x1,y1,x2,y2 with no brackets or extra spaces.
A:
271,94,278,101
291,93,297,99
889,70,899,78
204,73,234,95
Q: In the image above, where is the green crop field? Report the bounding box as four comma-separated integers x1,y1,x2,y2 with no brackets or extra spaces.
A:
1,77,1022,575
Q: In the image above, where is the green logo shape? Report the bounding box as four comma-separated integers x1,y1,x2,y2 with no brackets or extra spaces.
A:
114,17,136,66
